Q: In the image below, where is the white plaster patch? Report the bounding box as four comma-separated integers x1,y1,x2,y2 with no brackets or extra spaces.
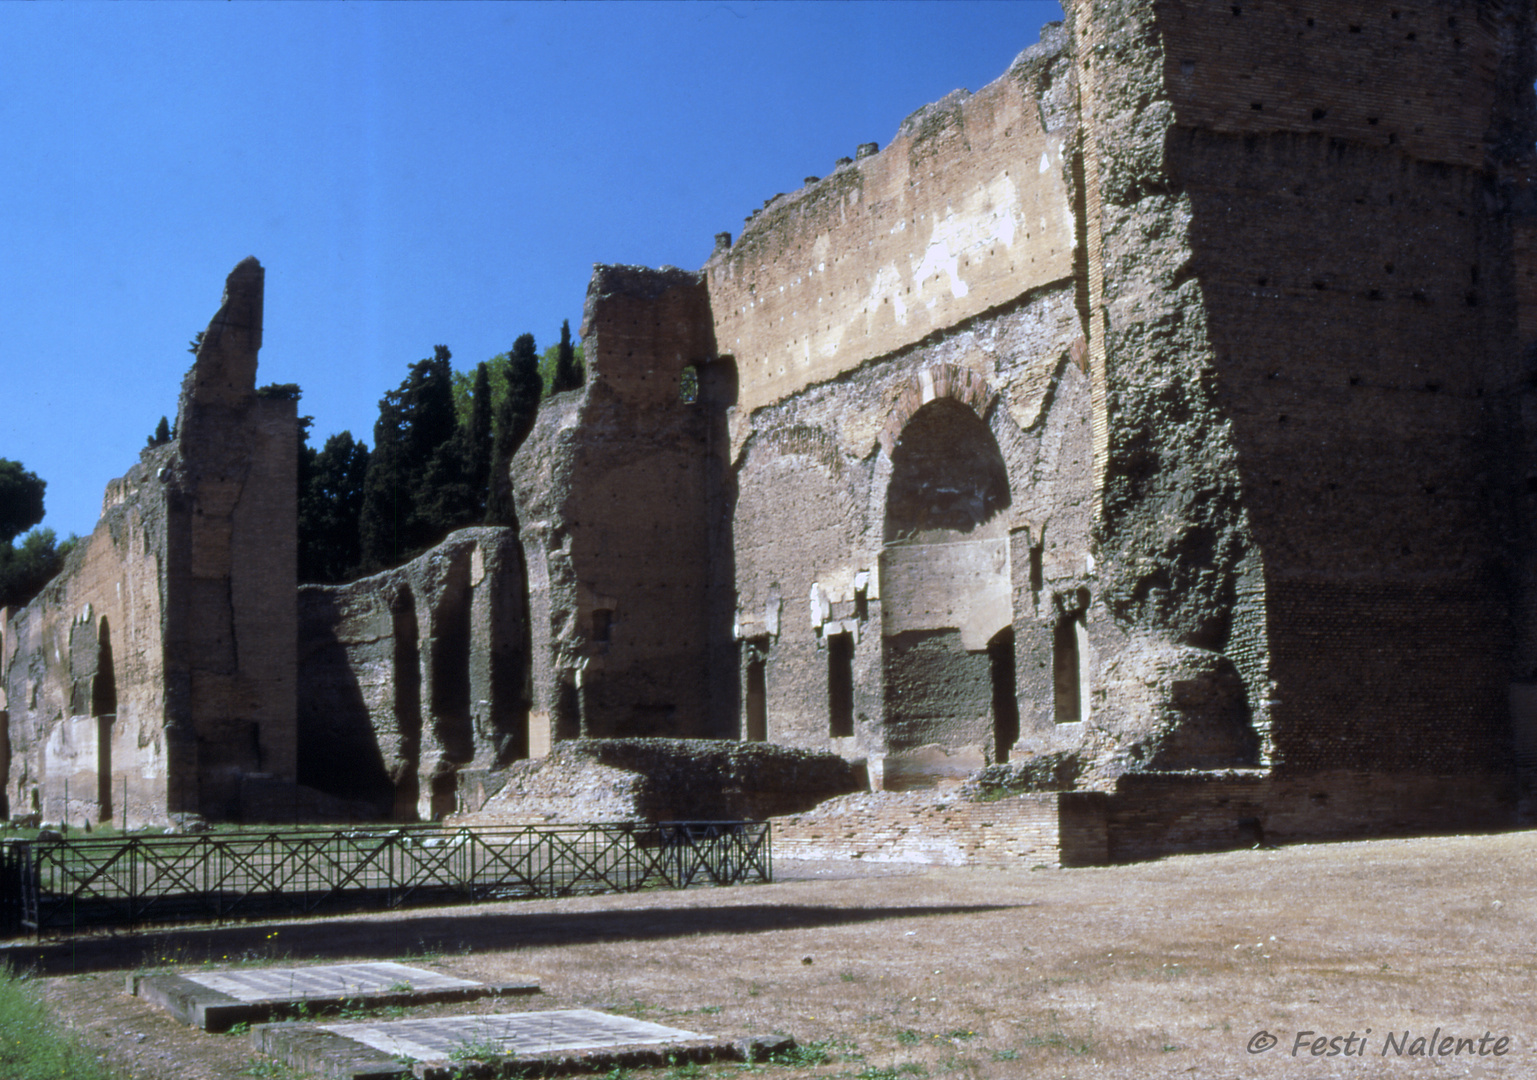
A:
911,174,1020,302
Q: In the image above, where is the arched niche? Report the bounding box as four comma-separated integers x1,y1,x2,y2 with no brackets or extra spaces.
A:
879,392,1014,771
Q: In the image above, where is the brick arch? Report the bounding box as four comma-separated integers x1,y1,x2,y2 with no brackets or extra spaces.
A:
878,364,996,456
754,424,846,478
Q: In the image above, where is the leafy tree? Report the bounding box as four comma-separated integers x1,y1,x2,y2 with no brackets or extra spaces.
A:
551,319,582,393
0,460,46,544
453,354,510,428
146,416,172,447
486,334,543,525
188,330,204,355
0,527,78,610
0,461,75,609
256,383,302,400
298,430,370,583
359,346,459,570
538,339,584,396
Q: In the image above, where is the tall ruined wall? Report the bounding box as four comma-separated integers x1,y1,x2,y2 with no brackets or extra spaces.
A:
1,258,298,825
2,449,176,825
1069,0,1537,777
707,32,1079,424
297,526,525,820
712,23,1261,788
512,266,736,750
164,257,298,816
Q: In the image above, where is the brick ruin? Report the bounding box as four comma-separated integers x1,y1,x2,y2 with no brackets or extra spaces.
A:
1,258,298,826
4,2,1536,861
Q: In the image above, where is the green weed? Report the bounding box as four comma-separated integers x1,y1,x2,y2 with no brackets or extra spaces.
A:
448,1034,505,1062
0,966,127,1080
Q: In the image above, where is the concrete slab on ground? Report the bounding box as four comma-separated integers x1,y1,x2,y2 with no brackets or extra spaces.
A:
129,961,538,1031
250,1008,791,1080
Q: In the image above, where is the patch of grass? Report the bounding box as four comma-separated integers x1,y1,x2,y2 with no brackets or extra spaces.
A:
240,1059,305,1079
1020,1029,1094,1054
895,1029,921,1046
448,1034,506,1062
855,1066,927,1080
227,1020,251,1037
768,1037,854,1067
992,1048,1019,1061
0,966,126,1080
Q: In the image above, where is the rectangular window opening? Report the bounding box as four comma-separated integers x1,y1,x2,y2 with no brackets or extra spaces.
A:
746,656,767,742
828,633,854,738
1054,614,1088,724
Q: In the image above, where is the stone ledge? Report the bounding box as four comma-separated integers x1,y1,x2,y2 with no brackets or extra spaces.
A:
129,962,537,1032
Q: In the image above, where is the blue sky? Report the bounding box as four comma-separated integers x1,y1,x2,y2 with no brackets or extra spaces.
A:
1,1,1063,540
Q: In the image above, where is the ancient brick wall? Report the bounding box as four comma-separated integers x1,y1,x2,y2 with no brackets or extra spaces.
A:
1107,0,1537,776
2,449,176,826
1,258,299,825
297,526,525,820
717,20,1263,789
1102,769,1516,863
457,738,862,824
512,266,737,750
770,790,1115,867
706,28,1079,421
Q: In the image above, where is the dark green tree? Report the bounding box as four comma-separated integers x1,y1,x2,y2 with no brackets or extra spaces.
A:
551,319,582,393
298,430,370,583
486,334,543,525
0,460,46,543
0,461,76,609
147,416,172,448
0,527,78,610
359,345,460,570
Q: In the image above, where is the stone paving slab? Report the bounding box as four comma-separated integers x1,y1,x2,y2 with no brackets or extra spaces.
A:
250,1009,793,1080
129,962,538,1032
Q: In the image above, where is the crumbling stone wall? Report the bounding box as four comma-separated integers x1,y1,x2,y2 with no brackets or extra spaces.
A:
458,738,862,824
297,526,526,820
1,258,298,825
512,266,737,749
709,23,1260,789
1070,0,1535,780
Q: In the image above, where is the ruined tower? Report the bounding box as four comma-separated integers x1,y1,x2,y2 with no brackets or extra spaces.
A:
2,258,298,825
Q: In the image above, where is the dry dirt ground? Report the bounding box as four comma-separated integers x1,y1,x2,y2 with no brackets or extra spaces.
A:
10,829,1537,1080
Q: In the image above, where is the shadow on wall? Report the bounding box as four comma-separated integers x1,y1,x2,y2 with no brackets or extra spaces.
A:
296,589,395,817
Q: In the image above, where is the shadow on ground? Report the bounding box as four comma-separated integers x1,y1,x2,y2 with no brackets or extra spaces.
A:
1,899,1029,976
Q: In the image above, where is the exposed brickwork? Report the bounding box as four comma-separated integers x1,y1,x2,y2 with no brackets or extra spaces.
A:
772,791,1068,867
512,267,737,749
297,527,525,821
1,259,299,826
457,738,862,824
1102,770,1516,863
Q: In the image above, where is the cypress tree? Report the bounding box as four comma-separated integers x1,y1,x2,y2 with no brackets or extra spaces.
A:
147,416,171,447
359,346,459,570
552,319,582,393
299,430,370,583
466,360,493,499
486,334,543,525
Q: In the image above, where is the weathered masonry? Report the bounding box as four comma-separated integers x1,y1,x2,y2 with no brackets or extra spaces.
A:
5,2,1536,858
515,1,1537,852
1,259,299,826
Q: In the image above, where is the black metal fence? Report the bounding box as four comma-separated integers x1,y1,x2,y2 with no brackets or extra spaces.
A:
0,821,771,938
